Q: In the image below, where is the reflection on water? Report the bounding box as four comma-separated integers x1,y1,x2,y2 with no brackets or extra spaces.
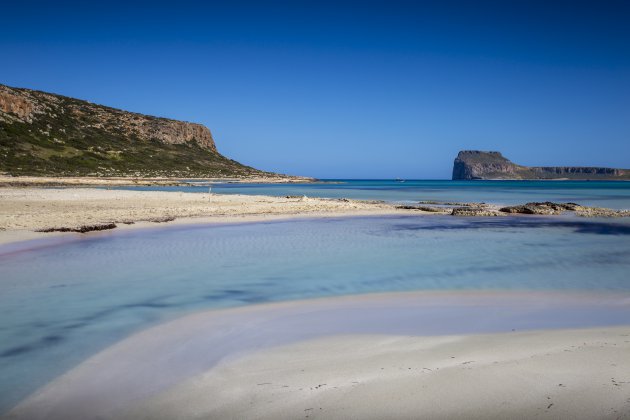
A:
1,215,630,411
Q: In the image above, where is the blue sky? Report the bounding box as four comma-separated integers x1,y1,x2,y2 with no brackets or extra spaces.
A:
2,1,629,178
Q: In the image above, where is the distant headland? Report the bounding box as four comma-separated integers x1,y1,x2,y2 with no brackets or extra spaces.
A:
452,150,630,180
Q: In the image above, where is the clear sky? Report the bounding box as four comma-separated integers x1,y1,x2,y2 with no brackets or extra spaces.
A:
2,0,629,179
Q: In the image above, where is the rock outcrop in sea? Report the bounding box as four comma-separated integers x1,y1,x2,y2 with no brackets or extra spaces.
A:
452,150,630,180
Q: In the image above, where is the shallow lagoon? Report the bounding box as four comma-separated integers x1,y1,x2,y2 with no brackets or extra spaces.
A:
2,214,630,411
125,179,630,209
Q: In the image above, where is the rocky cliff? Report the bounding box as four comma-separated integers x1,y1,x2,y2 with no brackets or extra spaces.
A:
452,151,630,180
0,83,272,177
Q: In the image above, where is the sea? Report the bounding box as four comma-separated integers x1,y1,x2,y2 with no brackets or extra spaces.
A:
1,179,630,412
130,179,630,209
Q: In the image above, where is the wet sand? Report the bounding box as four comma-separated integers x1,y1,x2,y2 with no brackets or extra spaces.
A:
8,291,630,420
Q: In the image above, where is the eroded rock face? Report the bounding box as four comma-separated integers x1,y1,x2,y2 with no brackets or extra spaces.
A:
531,166,624,177
452,150,629,180
0,89,37,122
452,151,518,180
0,84,216,151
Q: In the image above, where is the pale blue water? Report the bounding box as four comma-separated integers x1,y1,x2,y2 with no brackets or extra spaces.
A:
122,179,630,209
1,210,630,410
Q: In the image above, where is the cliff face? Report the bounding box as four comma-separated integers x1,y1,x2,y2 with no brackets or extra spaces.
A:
0,83,267,177
452,151,518,180
0,85,216,151
452,151,630,180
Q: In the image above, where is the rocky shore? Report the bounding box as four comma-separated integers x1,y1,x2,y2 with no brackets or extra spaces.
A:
398,201,630,218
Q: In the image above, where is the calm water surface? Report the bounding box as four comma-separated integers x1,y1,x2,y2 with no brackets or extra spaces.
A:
1,213,630,410
122,179,630,209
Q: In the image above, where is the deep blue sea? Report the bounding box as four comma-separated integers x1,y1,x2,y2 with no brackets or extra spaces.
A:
1,180,630,412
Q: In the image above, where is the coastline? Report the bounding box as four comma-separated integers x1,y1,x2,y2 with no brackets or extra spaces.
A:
0,187,416,247
3,184,629,248
8,290,630,420
0,175,318,187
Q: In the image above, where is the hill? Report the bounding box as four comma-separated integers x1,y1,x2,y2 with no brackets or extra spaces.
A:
0,84,287,178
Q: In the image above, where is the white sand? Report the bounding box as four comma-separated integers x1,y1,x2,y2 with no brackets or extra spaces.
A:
123,328,630,420
0,187,412,246
8,291,630,420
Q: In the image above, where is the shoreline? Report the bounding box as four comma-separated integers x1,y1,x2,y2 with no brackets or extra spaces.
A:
0,186,415,247
2,186,629,248
0,211,408,251
8,289,630,419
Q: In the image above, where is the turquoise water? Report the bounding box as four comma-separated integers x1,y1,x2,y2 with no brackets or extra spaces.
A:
122,179,630,209
1,214,630,411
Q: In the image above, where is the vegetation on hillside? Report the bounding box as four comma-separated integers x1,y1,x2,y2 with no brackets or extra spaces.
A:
0,85,271,177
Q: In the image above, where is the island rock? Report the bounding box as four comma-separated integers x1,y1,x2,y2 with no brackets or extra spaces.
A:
452,150,629,180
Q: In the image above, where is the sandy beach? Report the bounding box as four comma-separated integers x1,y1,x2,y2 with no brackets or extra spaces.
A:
0,187,413,247
125,328,630,420
7,291,630,420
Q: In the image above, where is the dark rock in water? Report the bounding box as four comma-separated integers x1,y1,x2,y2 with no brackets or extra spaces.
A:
396,205,447,213
396,206,448,213
416,206,445,212
147,216,176,223
403,198,629,218
499,202,582,215
37,223,117,233
452,150,630,180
